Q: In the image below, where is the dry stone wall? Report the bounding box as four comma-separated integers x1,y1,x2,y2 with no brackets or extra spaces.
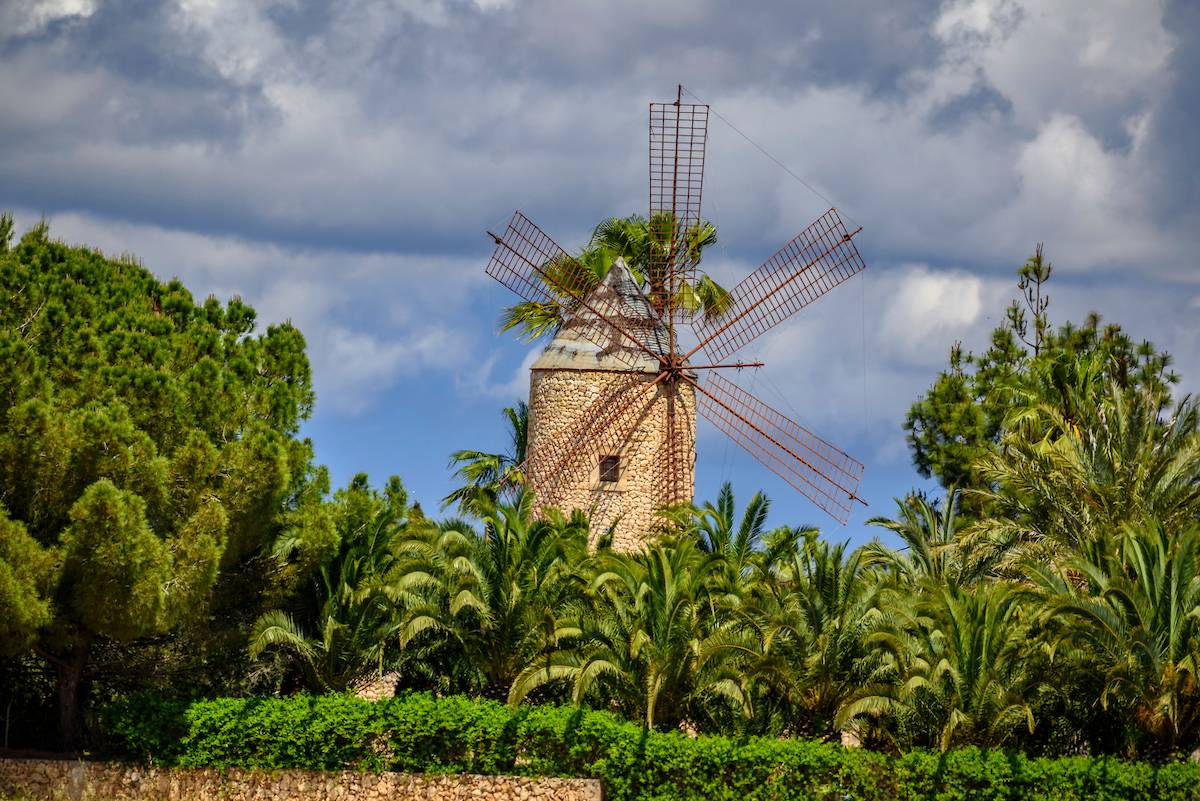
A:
0,759,602,801
528,368,695,551
353,671,399,701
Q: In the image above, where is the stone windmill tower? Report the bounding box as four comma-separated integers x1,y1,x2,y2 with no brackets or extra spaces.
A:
526,259,695,549
485,88,869,550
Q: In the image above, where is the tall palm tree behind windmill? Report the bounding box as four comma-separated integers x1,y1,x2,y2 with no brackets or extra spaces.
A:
485,87,867,549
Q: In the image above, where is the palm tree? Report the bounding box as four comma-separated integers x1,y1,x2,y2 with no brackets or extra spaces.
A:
443,402,528,516
839,581,1043,750
660,481,797,605
500,212,731,343
974,378,1200,565
249,475,411,692
1031,520,1200,758
864,490,996,586
509,536,751,730
394,494,589,698
744,539,885,738
592,213,730,317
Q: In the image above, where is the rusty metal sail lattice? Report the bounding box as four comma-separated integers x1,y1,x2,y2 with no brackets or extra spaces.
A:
691,371,864,524
689,208,866,363
486,211,664,372
648,91,709,316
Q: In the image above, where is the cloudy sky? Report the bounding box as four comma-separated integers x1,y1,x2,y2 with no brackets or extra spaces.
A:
3,0,1196,543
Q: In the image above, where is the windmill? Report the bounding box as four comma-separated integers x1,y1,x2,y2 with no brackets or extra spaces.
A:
485,87,867,546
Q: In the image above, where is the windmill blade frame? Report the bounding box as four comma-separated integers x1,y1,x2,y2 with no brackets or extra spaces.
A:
486,210,668,371
689,371,864,524
487,88,869,535
648,93,709,318
687,208,866,363
653,381,698,510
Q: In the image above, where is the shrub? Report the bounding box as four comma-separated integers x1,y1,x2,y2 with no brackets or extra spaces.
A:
100,694,1200,801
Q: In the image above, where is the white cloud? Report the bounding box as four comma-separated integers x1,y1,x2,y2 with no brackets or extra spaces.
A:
498,348,541,400
316,324,471,414
934,0,1175,130
1,0,96,37
878,265,985,364
174,0,284,85
934,0,1017,40
987,113,1170,269
468,346,541,402
252,279,343,334
320,327,410,414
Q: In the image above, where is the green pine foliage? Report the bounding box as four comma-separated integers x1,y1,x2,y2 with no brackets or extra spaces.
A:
0,217,329,745
904,245,1179,510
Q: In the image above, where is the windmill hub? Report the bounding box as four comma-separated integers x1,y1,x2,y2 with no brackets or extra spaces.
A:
658,355,687,381
484,87,869,548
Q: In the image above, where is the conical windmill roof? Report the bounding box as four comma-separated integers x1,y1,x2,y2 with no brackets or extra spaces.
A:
531,258,669,374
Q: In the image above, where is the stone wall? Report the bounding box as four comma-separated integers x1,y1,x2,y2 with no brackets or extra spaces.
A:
528,368,695,551
0,759,602,801
353,671,399,702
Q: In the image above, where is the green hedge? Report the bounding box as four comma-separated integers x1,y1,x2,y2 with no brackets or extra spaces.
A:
100,693,1200,801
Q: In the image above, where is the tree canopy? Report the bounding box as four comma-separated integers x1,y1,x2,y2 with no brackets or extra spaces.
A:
0,217,329,744
904,245,1179,508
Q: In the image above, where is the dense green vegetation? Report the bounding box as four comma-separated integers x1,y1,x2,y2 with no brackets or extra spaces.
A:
1,218,1197,787
0,217,332,746
904,245,1180,512
100,693,1200,801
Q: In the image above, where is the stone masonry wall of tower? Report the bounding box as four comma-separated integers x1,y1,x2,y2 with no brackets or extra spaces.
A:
527,368,696,552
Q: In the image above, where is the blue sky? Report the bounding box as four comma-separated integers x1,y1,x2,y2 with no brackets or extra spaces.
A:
2,0,1197,546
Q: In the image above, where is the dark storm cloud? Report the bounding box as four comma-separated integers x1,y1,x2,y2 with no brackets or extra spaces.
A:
264,0,946,99
262,0,337,44
928,76,1013,129
1148,0,1200,220
0,0,277,147
0,0,954,256
469,0,946,96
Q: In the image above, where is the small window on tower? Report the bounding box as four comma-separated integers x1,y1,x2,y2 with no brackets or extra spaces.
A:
598,454,620,484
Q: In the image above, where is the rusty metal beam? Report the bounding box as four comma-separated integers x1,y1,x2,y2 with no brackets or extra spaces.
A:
684,361,764,371
687,371,864,524
649,89,709,320
686,209,865,363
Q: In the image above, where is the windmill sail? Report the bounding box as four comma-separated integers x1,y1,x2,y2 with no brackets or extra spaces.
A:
692,371,864,523
485,210,573,309
690,208,865,362
487,90,867,534
486,211,665,371
555,259,672,365
649,94,709,316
